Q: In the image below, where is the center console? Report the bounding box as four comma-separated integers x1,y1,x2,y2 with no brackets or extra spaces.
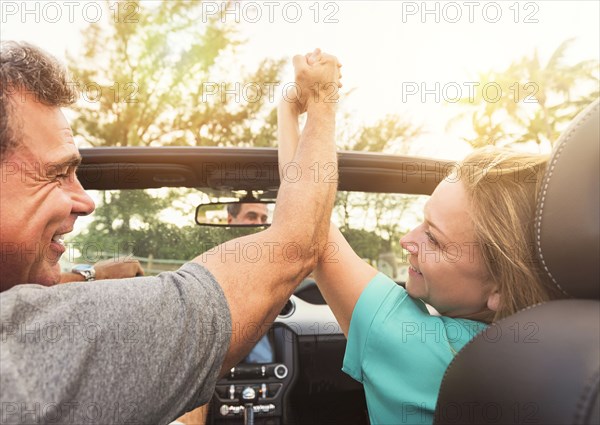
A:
209,324,297,425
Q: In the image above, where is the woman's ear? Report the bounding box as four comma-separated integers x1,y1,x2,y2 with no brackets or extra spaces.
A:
487,290,501,312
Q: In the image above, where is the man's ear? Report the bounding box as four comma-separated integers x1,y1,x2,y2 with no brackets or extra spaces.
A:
487,290,501,312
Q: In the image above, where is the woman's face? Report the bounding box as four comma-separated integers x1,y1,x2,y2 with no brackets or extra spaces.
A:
400,179,499,318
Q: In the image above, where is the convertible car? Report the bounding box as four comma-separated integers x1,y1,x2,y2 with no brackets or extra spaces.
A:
73,99,599,425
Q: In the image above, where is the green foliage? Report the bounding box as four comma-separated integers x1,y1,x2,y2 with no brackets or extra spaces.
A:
68,0,284,148
340,227,382,262
449,38,599,148
69,1,286,263
73,217,260,263
337,111,422,154
334,191,425,264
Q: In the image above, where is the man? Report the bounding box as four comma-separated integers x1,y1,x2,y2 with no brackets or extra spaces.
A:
0,42,341,424
227,203,270,225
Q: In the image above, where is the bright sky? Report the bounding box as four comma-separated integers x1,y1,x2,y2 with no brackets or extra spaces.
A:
1,0,599,159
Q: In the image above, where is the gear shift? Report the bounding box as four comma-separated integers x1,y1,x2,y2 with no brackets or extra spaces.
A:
241,386,257,425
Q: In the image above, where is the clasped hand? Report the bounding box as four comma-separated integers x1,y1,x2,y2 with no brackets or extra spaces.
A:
291,48,342,113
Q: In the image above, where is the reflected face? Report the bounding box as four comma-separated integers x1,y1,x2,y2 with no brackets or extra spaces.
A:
399,180,497,317
228,203,269,225
0,97,95,291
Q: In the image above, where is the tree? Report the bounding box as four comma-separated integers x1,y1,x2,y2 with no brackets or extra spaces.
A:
336,110,422,153
69,1,284,148
70,1,285,262
449,39,599,149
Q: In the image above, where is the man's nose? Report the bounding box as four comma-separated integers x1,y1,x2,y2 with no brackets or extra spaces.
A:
70,176,95,216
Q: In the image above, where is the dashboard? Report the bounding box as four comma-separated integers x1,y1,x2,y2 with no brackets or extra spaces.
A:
207,280,369,425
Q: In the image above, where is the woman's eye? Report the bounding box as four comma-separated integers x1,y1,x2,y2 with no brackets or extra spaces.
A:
425,230,439,247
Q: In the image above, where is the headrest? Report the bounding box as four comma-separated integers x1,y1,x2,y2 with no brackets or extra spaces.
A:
434,300,600,425
535,99,599,299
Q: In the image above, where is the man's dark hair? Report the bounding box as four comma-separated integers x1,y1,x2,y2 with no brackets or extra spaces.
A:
227,203,242,217
0,41,78,160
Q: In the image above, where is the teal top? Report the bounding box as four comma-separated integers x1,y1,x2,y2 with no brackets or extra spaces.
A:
342,273,487,425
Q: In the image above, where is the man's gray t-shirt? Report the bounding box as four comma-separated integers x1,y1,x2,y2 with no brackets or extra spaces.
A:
0,262,231,424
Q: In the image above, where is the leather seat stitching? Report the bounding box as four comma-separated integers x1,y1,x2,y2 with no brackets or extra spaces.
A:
534,102,599,295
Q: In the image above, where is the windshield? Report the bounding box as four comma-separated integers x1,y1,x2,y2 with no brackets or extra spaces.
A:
64,189,427,282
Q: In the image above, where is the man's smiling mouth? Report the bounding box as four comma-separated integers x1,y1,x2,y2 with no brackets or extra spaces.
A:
51,233,66,247
50,229,72,252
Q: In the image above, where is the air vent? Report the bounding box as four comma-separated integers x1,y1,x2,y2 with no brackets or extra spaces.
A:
279,299,295,318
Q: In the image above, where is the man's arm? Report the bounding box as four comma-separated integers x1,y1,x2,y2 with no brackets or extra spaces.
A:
175,404,208,425
59,258,144,283
195,50,342,373
277,87,377,337
1,263,230,425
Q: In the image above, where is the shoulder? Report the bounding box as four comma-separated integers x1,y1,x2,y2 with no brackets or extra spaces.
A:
352,273,429,324
353,273,487,351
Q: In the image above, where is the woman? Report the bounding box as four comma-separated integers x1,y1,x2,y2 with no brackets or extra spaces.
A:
278,50,564,424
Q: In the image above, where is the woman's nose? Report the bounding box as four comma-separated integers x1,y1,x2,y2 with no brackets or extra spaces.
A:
400,228,419,254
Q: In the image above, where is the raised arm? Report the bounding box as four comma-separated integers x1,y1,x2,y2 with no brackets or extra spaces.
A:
196,50,342,373
277,61,377,336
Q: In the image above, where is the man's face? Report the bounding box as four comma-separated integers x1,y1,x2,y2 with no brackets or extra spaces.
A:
228,203,269,225
0,97,95,291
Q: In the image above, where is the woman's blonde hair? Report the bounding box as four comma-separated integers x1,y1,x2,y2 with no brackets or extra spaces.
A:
455,148,565,322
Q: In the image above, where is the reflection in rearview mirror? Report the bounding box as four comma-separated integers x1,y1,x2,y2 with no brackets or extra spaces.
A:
195,201,274,227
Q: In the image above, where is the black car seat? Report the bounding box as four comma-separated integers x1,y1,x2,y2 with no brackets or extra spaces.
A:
434,99,599,425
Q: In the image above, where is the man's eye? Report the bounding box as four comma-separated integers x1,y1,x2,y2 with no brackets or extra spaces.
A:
53,166,76,182
52,173,69,185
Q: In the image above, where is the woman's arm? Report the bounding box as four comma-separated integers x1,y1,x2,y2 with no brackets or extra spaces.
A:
277,97,377,336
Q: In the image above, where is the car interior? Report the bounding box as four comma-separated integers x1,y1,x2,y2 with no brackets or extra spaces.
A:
76,149,447,425
434,99,599,425
75,100,599,425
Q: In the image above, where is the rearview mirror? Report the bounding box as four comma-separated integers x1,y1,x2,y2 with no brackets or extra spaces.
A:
195,201,274,227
